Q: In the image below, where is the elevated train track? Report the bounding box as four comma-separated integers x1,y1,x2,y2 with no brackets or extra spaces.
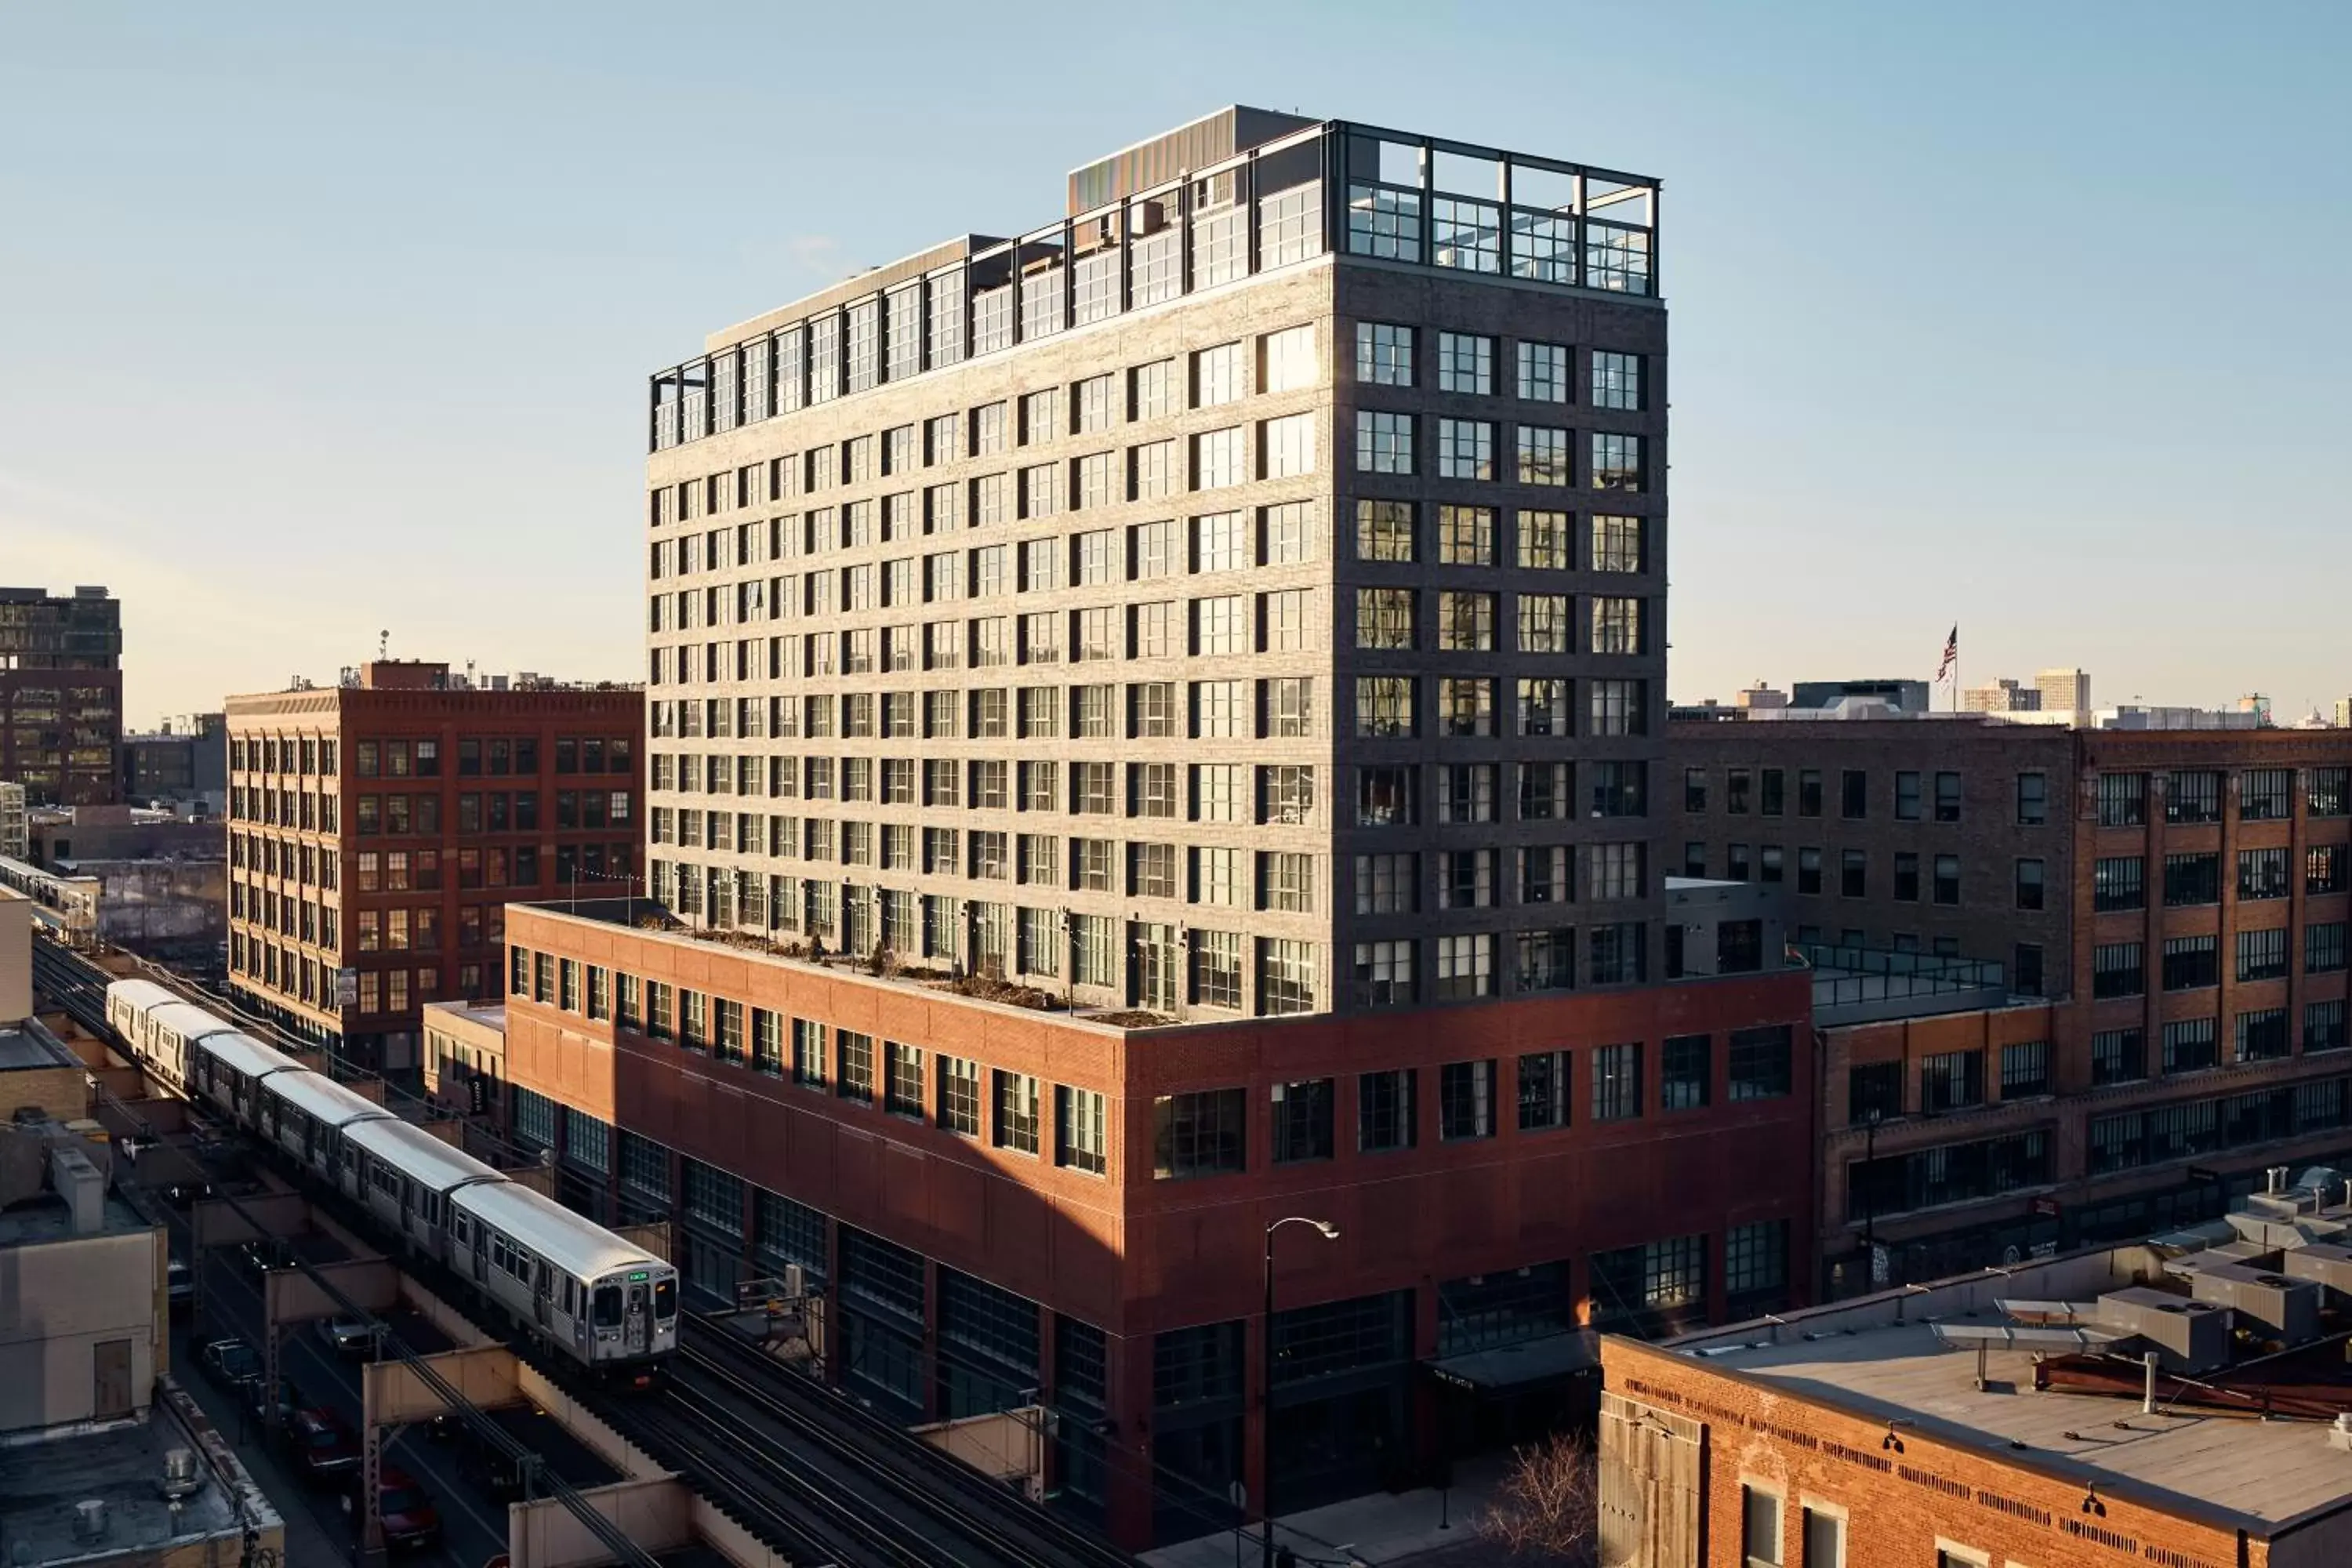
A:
33,931,1138,1568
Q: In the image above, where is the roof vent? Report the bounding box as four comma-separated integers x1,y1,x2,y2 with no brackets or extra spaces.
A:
72,1499,107,1542
2332,1414,2352,1453
161,1446,203,1500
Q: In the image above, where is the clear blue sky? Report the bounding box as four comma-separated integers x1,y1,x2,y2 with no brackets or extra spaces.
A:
3,2,2346,724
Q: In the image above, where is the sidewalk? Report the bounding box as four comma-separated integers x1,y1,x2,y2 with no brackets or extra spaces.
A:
1144,1454,1510,1568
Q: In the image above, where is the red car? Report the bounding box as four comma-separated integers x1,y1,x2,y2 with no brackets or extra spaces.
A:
375,1467,443,1552
286,1406,359,1485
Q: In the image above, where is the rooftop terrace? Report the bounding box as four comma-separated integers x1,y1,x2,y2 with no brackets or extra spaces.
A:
655,106,1661,452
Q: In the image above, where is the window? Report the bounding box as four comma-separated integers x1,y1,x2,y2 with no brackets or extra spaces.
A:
2098,771,2147,826
1516,340,1568,402
2095,855,2144,911
1436,418,1494,480
2309,844,2348,895
1517,1051,1568,1131
2002,1040,2052,1098
2237,926,2288,982
1661,1034,1709,1111
1356,499,1414,561
1055,1086,1107,1174
2241,846,2291,900
1592,350,1642,411
1802,1508,1845,1568
1592,1043,1642,1121
1436,503,1494,565
1356,322,1414,386
1356,410,1414,474
1435,331,1493,394
1932,853,1961,905
2165,934,2220,990
2092,942,2145,999
2310,1000,2350,1054
1741,1486,1782,1567
1358,1069,1417,1152
2092,1027,2144,1085
2169,769,2223,823
2163,1016,2219,1073
2015,857,2045,910
906,1053,975,1139
1921,1049,1986,1112
2015,771,2048,826
1435,932,1493,999
1728,1027,1791,1100
1840,769,1867,819
2165,851,2220,906
1840,850,1867,898
1356,587,1416,650
1933,771,1962,822
2314,768,2351,818
1439,1061,1495,1140
2238,1007,2290,1062
1272,1080,1335,1163
1515,425,1570,485
993,1071,1040,1155
1353,938,1416,1008
1895,771,1921,821
2244,768,2293,821
2308,921,2347,975
1153,1089,1246,1178
1590,432,1644,490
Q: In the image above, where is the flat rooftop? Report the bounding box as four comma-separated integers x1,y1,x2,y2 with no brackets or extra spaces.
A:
0,1391,266,1561
0,1021,78,1073
1658,1242,2352,1534
0,1191,151,1249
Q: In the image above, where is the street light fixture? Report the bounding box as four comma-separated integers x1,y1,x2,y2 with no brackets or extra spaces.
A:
1261,1216,1340,1568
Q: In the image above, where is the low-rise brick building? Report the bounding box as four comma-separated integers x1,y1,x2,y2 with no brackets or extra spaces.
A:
499,899,1814,1548
1601,1197,2352,1568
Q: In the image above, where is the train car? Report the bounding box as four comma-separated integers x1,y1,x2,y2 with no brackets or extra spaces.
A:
448,1180,677,1380
138,1000,243,1094
103,979,179,1049
257,1071,393,1186
185,1029,303,1124
339,1118,504,1263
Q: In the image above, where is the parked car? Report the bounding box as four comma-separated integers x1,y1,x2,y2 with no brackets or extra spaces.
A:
315,1314,376,1359
157,1176,216,1210
243,1374,299,1429
287,1406,359,1484
374,1468,443,1552
166,1259,194,1316
198,1338,260,1391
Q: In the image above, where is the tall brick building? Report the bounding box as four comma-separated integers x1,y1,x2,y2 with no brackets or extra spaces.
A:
1673,717,2352,1294
223,660,640,1074
492,108,1825,1549
0,586,122,806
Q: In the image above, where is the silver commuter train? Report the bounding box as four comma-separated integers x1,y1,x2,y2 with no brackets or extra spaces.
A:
103,979,678,1377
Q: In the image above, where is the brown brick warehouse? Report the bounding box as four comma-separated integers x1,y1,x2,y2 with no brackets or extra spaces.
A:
223,660,641,1075
478,109,1823,1549
1673,717,2352,1297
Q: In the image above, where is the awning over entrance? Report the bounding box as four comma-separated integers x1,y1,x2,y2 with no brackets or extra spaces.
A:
1425,1329,1600,1392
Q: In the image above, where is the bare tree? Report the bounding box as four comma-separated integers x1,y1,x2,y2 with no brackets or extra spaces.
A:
1479,1431,1600,1566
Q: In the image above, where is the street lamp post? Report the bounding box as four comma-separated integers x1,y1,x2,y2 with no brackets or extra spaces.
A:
1261,1216,1340,1568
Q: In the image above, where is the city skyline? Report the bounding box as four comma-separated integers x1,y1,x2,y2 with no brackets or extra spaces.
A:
5,2,2347,720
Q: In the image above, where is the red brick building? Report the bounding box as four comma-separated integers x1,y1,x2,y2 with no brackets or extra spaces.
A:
1674,718,2352,1298
499,901,1813,1548
1601,1231,2352,1568
223,661,641,1074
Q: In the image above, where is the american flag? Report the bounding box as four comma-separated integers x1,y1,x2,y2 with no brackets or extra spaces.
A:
1936,625,1958,682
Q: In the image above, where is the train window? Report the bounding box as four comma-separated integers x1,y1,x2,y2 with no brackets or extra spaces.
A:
653,1279,677,1321
593,1285,623,1327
